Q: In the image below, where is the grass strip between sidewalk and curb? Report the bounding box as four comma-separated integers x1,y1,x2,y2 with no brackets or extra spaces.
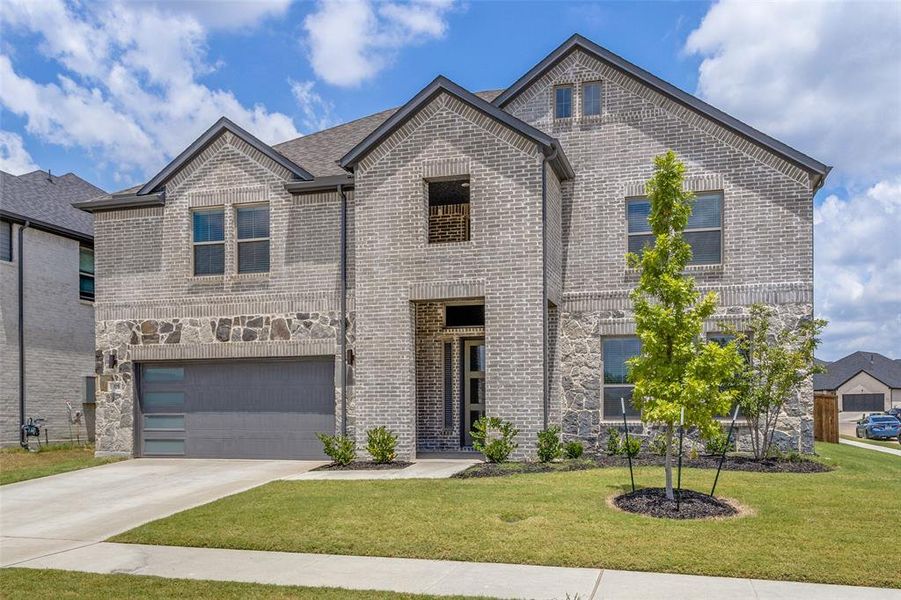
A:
0,568,485,600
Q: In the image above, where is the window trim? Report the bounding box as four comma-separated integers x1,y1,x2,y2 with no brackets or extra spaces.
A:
625,191,724,266
191,206,226,277
601,336,642,420
235,202,270,274
581,81,603,117
554,84,574,119
78,245,95,302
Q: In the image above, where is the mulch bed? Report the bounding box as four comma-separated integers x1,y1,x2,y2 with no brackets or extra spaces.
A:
454,453,830,478
313,461,413,471
613,487,738,520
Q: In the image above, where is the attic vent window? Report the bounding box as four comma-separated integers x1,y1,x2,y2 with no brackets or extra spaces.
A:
428,178,470,244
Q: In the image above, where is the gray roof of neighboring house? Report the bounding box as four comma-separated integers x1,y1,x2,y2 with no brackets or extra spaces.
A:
813,351,901,391
1,169,105,239
493,34,831,190
274,90,502,178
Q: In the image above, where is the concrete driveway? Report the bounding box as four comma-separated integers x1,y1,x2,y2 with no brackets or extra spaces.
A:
0,458,321,567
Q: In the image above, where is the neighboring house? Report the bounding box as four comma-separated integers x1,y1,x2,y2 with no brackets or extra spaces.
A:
814,352,901,412
77,35,829,460
0,169,105,446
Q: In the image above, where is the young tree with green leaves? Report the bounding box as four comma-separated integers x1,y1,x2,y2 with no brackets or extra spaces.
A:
725,304,826,459
627,151,743,500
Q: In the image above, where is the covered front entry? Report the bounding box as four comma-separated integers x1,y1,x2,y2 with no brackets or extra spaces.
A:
137,358,334,459
414,301,485,453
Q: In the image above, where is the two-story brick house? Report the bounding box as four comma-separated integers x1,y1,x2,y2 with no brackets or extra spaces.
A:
77,35,828,460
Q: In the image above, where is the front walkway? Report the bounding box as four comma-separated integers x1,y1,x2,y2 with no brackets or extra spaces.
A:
840,438,901,457
7,542,897,600
282,458,479,480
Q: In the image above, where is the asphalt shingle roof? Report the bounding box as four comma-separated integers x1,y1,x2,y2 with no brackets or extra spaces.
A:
274,90,502,177
1,170,105,237
813,351,901,390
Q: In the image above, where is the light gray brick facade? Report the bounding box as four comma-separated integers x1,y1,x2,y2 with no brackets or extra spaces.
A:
0,226,96,445
88,37,823,459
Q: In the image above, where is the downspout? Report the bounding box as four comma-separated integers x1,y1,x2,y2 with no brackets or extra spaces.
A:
337,184,348,436
18,222,30,447
541,151,556,431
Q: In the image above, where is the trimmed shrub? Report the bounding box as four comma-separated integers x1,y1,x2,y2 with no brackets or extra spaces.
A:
366,426,398,464
536,426,562,463
703,427,735,456
316,432,355,466
563,440,584,459
619,436,641,458
472,416,519,463
605,428,621,456
649,433,670,456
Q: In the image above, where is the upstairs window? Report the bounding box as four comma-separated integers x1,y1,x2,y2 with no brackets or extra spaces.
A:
555,85,573,119
236,204,270,273
428,179,470,244
582,82,602,116
192,208,225,276
79,245,95,301
627,192,723,265
1,220,11,262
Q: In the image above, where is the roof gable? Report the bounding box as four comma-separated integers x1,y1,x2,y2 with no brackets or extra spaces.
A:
137,117,313,195
339,76,573,180
493,34,830,189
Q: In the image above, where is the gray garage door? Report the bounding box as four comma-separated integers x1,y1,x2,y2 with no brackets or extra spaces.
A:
138,359,334,459
842,393,885,412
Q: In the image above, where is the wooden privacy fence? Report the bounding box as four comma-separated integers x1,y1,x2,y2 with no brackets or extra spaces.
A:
814,392,839,443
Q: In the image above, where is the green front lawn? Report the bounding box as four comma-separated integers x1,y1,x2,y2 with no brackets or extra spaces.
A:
0,444,122,486
840,434,901,450
112,443,900,589
0,569,483,600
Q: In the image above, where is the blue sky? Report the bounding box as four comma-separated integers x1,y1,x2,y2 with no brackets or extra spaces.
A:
0,0,898,359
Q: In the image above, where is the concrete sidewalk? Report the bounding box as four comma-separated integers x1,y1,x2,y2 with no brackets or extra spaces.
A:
840,438,901,457
6,542,898,600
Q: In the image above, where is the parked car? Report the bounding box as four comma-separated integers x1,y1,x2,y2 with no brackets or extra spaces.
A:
855,415,901,440
885,407,901,420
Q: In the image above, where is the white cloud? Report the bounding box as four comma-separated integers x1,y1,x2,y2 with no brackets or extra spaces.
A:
685,0,901,182
0,0,300,185
0,131,39,174
303,0,455,87
144,0,292,31
290,80,338,132
814,179,901,359
686,1,901,360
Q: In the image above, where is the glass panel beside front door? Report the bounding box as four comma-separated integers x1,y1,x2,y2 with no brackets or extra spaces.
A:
463,339,485,446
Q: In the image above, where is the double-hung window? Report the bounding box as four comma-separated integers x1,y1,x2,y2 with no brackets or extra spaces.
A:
582,82,602,116
627,192,723,265
236,204,270,273
79,245,95,301
555,85,573,119
602,337,641,418
192,208,225,276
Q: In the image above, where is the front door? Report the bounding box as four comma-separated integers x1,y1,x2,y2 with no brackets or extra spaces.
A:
463,339,485,446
